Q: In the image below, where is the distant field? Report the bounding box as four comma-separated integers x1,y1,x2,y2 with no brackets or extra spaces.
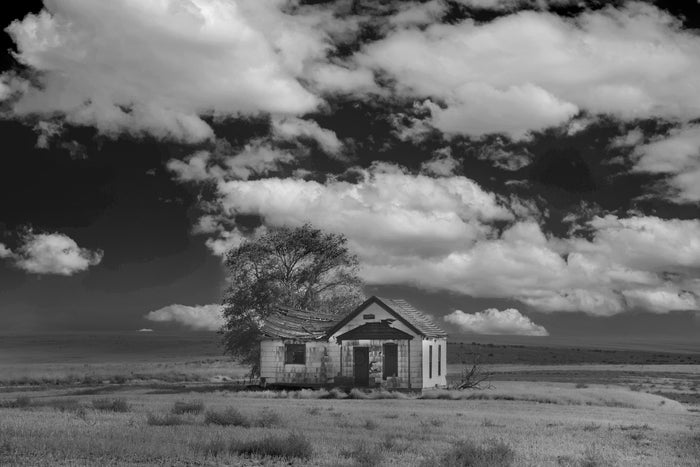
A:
1,332,698,365
448,342,700,365
0,332,223,364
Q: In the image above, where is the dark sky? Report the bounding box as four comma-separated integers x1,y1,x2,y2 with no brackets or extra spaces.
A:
0,0,699,347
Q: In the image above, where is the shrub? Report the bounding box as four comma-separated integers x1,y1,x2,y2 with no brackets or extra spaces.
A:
92,398,130,412
39,399,83,413
578,445,614,467
423,439,515,467
582,423,601,432
204,408,250,427
576,383,590,389
340,442,383,467
147,413,187,426
482,419,505,428
0,396,32,409
192,438,228,457
363,419,378,430
381,433,407,451
349,389,370,399
255,408,283,428
230,432,312,460
171,400,204,415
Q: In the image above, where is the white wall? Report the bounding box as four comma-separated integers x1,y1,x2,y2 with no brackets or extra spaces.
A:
421,338,447,388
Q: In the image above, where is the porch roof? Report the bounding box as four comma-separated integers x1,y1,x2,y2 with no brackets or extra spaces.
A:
335,321,414,342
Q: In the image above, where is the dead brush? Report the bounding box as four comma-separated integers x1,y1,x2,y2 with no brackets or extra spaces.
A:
147,413,188,426
230,432,312,460
340,441,383,467
255,408,283,427
421,439,515,467
92,398,130,412
204,407,250,427
171,400,204,415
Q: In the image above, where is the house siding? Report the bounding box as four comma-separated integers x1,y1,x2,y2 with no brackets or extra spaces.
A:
421,337,447,388
260,339,337,385
338,339,411,388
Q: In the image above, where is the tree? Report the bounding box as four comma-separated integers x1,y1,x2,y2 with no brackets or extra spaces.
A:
454,354,493,390
221,223,365,375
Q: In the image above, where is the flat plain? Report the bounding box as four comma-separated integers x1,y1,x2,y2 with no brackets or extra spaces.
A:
0,333,698,466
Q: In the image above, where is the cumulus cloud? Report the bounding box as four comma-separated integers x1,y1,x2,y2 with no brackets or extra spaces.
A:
214,162,514,259
2,232,103,275
630,125,700,202
195,162,700,314
420,148,459,176
0,243,12,258
271,117,343,155
168,144,294,183
3,0,329,142
145,304,224,331
356,4,700,139
445,308,549,336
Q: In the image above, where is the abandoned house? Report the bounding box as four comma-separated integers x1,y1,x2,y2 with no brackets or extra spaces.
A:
259,296,447,389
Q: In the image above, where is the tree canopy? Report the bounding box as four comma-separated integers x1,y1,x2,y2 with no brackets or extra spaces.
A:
221,224,365,374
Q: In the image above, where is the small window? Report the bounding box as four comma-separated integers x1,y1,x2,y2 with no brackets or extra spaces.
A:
284,344,305,364
438,345,442,376
428,345,433,379
363,314,375,320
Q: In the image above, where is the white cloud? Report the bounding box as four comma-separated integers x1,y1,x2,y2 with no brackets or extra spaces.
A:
272,117,343,154
205,172,700,314
168,144,294,183
455,0,579,10
215,162,514,258
610,128,644,148
420,148,459,176
631,125,700,202
145,304,224,331
174,153,700,315
5,232,103,275
309,63,379,95
445,308,549,336
3,0,328,142
0,243,12,258
357,4,700,139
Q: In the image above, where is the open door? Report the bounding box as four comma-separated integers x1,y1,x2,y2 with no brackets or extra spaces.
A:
353,347,370,386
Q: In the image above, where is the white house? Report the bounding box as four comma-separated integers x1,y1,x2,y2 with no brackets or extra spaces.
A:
259,296,447,389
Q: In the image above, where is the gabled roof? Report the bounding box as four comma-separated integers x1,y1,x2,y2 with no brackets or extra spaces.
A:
335,321,414,342
325,296,447,339
260,306,342,340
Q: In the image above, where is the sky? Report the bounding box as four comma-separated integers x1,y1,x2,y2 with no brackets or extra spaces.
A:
0,0,699,347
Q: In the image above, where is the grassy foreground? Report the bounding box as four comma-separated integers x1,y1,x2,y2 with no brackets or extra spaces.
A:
1,381,698,466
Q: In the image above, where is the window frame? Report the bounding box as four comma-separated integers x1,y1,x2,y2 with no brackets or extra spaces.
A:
428,345,433,379
284,343,306,365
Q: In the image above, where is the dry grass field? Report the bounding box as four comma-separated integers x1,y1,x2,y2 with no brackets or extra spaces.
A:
1,334,698,466
1,370,699,466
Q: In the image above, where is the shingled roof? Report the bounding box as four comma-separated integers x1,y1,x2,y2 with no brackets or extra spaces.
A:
260,296,447,341
260,306,342,340
376,297,447,338
324,296,447,339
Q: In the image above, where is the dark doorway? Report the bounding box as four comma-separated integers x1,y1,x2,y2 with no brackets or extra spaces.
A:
383,343,398,379
353,347,369,386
